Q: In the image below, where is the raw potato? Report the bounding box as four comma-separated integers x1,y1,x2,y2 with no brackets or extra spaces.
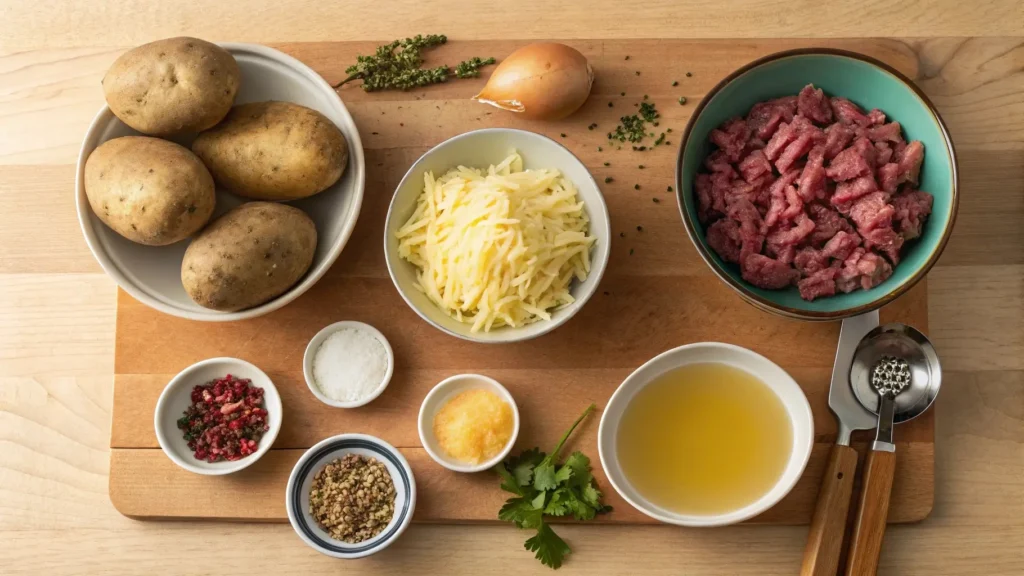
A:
103,37,240,136
192,101,348,201
182,202,318,311
84,136,216,246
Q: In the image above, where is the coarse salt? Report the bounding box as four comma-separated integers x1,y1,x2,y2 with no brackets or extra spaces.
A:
312,327,389,403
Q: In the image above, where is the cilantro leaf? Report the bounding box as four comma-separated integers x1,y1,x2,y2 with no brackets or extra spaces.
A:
554,464,573,484
524,523,571,570
496,461,525,496
499,497,544,529
509,447,544,487
532,462,558,491
581,484,602,508
496,405,607,570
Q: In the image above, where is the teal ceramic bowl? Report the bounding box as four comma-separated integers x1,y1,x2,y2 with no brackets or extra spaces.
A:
676,48,958,320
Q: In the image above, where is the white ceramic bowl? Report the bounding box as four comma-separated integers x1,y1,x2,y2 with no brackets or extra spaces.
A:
154,357,283,475
286,434,416,559
76,42,365,321
418,373,520,473
302,321,395,408
383,128,611,343
598,342,814,527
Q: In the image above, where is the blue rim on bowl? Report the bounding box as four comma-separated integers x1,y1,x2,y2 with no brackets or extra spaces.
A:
675,48,959,320
285,434,416,559
383,127,612,343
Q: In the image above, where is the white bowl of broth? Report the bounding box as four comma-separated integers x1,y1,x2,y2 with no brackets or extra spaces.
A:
598,342,813,526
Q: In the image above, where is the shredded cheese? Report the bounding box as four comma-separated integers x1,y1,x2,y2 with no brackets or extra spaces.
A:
396,151,596,333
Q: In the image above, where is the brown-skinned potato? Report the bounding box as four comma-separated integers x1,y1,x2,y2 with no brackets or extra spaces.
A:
103,37,240,136
181,202,317,311
191,101,348,201
84,136,216,246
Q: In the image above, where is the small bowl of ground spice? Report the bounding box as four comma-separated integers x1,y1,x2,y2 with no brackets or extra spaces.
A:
154,357,283,475
286,433,416,559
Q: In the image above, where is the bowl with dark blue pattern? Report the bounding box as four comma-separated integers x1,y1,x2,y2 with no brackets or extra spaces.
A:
286,434,416,559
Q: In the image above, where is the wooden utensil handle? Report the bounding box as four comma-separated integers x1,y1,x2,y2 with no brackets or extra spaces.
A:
845,450,897,576
800,444,859,576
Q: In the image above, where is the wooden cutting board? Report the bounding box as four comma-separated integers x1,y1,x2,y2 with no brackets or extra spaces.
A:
108,38,934,523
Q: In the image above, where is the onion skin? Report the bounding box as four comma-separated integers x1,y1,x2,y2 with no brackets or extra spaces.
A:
473,43,593,121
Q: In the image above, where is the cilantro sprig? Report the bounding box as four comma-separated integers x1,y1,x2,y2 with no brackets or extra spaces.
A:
495,404,611,569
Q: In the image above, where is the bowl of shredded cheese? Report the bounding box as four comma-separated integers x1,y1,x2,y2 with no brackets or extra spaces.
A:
385,128,611,343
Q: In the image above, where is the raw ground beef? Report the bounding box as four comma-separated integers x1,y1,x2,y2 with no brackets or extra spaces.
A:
697,84,933,301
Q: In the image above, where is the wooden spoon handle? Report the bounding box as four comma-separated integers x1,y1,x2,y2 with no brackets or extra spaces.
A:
845,450,897,576
800,444,859,576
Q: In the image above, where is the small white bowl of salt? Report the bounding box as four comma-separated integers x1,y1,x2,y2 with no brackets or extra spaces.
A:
303,321,394,408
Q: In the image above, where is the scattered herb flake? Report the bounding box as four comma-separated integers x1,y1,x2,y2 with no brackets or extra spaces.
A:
635,71,641,76
624,55,630,60
634,184,640,190
667,128,673,133
608,102,614,108
629,248,634,255
560,133,567,138
643,94,649,100
686,71,693,77
620,91,626,96
672,80,679,86
654,132,666,146
636,225,643,232
604,177,613,183
619,232,626,238
678,96,688,105
652,197,660,203
597,146,603,152
667,186,674,192
638,164,645,169
603,162,610,166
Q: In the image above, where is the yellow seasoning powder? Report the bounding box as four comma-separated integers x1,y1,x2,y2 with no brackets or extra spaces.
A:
433,389,514,465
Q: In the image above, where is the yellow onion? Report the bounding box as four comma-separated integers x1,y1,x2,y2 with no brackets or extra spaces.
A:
473,43,593,121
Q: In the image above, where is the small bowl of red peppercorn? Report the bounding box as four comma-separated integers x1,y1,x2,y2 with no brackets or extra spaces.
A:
154,357,283,475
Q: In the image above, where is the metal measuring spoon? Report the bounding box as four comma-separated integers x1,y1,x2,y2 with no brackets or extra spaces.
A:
844,323,941,576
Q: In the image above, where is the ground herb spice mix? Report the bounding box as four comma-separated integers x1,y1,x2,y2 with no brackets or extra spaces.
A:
309,454,397,543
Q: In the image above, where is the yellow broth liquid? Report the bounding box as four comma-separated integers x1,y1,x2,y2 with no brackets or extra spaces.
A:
616,362,793,516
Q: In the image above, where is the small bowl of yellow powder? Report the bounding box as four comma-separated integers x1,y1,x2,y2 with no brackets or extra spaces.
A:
418,373,520,473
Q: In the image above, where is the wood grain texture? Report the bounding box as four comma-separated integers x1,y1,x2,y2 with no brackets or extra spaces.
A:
2,1,1023,52
2,2,1024,572
846,450,898,576
106,38,936,522
801,444,860,576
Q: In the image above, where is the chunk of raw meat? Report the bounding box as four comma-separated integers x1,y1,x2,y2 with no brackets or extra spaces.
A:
798,84,834,125
706,218,743,263
738,149,772,184
705,149,738,177
775,132,818,174
709,117,752,162
836,248,867,293
849,192,895,232
748,137,767,150
798,146,827,201
874,142,894,166
742,253,799,289
832,175,878,206
892,189,934,240
862,226,905,265
794,247,828,276
822,230,863,261
857,252,893,289
767,214,816,253
826,145,872,181
808,203,854,246
823,123,855,159
868,122,904,144
696,173,715,223
831,97,872,127
763,169,802,229
852,137,877,169
727,198,766,262
876,163,901,194
746,98,796,140
798,268,838,301
868,109,887,125
897,141,925,185
764,121,797,161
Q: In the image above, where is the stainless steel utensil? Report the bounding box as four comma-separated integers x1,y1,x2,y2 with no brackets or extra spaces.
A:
800,311,879,576
845,323,941,576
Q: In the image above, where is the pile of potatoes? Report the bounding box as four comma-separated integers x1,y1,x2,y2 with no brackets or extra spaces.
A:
85,37,349,312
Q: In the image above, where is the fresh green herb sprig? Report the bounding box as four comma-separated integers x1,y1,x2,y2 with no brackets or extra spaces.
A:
334,34,494,91
496,405,611,570
607,102,662,146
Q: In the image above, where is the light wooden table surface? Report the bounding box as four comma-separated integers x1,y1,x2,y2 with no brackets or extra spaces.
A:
1,2,1022,574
